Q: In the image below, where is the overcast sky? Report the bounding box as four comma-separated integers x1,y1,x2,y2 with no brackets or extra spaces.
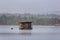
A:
0,0,60,14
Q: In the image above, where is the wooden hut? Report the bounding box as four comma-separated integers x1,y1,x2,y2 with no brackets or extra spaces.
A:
19,22,32,30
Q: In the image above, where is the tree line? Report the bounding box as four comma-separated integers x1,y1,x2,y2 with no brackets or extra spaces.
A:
0,14,60,25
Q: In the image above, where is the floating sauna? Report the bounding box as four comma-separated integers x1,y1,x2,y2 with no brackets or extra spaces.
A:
19,22,32,30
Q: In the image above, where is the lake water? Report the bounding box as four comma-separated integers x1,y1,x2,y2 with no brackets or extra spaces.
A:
0,25,60,40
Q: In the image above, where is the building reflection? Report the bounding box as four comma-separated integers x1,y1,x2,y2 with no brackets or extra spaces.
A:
19,30,32,35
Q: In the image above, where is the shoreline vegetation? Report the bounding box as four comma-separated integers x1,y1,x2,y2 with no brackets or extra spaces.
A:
0,24,59,26
0,13,60,25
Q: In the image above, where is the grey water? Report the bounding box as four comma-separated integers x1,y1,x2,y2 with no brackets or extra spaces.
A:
0,25,60,40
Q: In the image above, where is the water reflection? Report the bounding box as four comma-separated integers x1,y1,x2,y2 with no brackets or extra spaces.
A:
19,30,32,35
0,25,60,40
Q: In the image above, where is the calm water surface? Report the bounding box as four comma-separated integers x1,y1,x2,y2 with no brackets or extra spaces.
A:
0,25,60,40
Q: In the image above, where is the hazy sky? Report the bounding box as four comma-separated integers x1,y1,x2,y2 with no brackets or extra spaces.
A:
0,0,60,13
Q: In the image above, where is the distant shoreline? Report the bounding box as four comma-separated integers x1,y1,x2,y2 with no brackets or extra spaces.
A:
0,24,58,26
